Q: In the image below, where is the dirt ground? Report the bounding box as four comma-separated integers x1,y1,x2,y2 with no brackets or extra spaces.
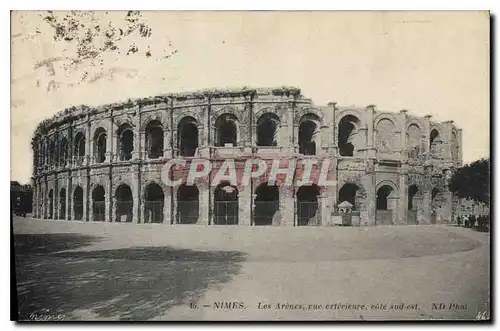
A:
12,217,490,321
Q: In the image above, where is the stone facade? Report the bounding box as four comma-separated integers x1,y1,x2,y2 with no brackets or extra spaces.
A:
30,87,463,226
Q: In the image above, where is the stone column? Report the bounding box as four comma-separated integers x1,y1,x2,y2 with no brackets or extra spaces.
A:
106,115,114,162
423,115,432,160
364,173,376,226
328,102,337,157
399,170,408,225
85,118,91,166
198,183,210,225
238,184,251,226
319,190,329,226
280,186,295,226
422,191,431,224
108,193,114,222
457,128,463,166
366,105,376,158
163,186,173,225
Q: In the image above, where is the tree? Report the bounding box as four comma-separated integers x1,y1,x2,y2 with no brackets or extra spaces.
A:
449,158,490,205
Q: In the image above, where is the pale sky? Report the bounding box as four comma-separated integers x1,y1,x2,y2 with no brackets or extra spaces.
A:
11,11,490,184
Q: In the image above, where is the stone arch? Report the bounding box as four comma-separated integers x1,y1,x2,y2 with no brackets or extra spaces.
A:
210,106,239,124
177,116,199,156
48,189,54,219
298,113,321,155
117,123,134,161
214,113,239,147
73,186,84,220
141,114,165,131
373,113,399,128
338,114,362,156
144,182,164,223
430,128,442,157
408,184,420,210
296,184,321,226
376,180,399,194
145,119,164,159
406,123,422,158
73,131,86,164
115,183,133,222
91,184,106,222
176,184,200,224
93,127,107,163
338,182,363,211
57,137,69,167
294,107,324,124
256,112,281,147
59,187,67,219
253,182,280,226
213,182,239,225
375,117,399,153
254,106,281,121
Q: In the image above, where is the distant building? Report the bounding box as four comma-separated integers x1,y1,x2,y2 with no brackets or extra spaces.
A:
11,181,33,215
456,199,489,220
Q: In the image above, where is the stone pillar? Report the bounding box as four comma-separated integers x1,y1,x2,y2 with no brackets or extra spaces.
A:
106,116,114,162
239,184,251,225
399,171,408,225
327,102,337,157
108,193,114,222
133,165,141,224
85,118,91,166
280,186,295,226
457,128,463,166
423,115,432,159
198,183,209,225
161,186,171,225
365,173,376,226
319,190,329,226
422,191,431,224
366,105,375,158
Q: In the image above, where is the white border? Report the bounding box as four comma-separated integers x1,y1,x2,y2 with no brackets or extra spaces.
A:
4,2,497,330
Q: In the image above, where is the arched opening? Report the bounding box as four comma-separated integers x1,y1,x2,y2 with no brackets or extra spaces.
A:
118,124,134,161
48,189,54,219
431,187,444,224
146,120,164,159
115,184,133,222
298,114,320,155
144,183,164,223
214,183,238,225
178,117,199,157
376,185,393,210
296,184,320,226
338,115,361,156
92,185,105,222
257,113,280,147
376,185,396,225
338,183,359,210
59,188,66,219
73,186,84,221
253,183,279,225
408,184,419,225
406,124,422,158
430,129,441,158
49,141,56,165
93,128,107,164
177,184,199,224
408,185,419,210
58,138,69,168
74,132,86,165
215,114,238,147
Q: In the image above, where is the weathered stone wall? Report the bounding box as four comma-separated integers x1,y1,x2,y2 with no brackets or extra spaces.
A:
31,87,461,226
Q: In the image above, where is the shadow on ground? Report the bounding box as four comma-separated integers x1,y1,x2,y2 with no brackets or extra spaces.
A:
14,233,247,321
